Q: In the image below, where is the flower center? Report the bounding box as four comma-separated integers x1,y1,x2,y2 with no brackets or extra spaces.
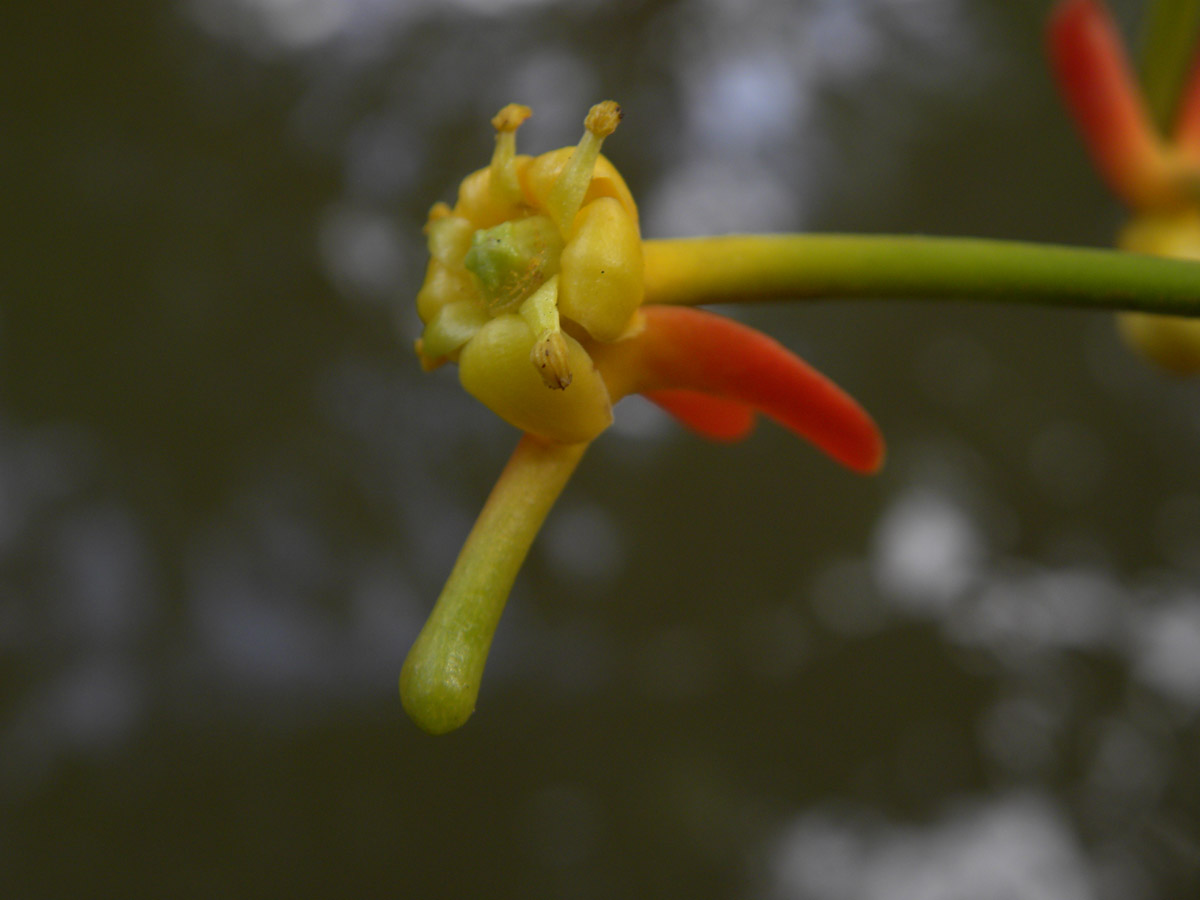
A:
463,215,563,313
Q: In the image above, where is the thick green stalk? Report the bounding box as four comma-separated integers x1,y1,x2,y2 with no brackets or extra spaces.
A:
1138,0,1200,133
401,434,587,734
642,234,1200,316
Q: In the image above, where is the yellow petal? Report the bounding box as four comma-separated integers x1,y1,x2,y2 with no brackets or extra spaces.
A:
416,258,478,325
425,212,475,266
454,159,534,229
458,314,613,443
421,300,490,361
520,149,639,226
558,197,645,341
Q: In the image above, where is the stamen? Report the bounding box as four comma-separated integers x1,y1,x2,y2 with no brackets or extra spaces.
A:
489,103,532,204
533,332,573,390
520,275,573,389
546,101,623,233
492,103,532,133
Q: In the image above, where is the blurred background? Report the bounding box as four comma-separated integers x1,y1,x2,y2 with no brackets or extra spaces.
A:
5,0,1200,896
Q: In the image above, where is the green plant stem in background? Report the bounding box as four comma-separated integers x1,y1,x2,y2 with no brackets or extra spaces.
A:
1139,0,1200,133
400,435,587,734
642,235,1200,316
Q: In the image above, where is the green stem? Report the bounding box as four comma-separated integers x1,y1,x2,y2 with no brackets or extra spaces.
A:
1138,0,1200,133
642,234,1200,316
400,434,587,734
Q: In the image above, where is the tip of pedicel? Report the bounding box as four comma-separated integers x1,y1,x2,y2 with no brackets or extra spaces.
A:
400,664,476,735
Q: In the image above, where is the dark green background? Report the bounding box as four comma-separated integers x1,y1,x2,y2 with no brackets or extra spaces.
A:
4,1,1198,897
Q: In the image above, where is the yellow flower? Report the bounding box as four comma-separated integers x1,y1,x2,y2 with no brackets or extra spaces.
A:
415,101,643,443
403,102,883,733
1049,0,1200,373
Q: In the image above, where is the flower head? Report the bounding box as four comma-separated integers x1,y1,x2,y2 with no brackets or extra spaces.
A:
1049,0,1200,372
416,101,643,443
403,102,883,733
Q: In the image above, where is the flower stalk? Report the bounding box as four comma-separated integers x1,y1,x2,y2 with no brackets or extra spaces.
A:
401,435,587,734
642,234,1200,316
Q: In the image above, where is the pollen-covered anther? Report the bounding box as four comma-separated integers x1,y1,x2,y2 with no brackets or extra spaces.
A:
492,103,533,133
584,101,622,138
532,331,573,390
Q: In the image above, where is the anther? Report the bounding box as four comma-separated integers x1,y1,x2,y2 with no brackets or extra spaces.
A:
492,103,532,133
584,101,622,138
533,331,573,390
518,275,574,388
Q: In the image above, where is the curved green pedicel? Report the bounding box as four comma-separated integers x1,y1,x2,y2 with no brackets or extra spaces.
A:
641,234,1200,317
400,436,587,734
